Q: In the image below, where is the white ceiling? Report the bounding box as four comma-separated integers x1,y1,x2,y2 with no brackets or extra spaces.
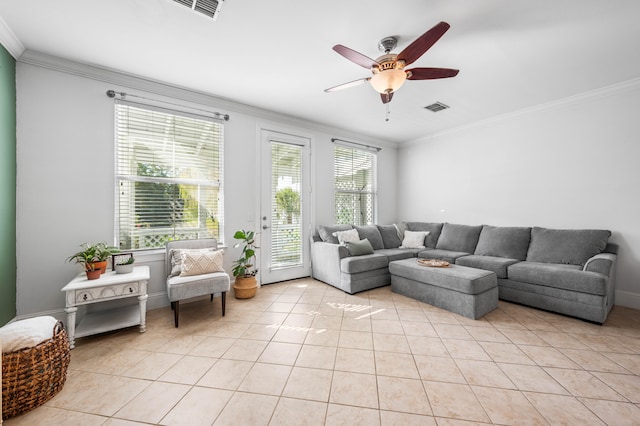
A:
1,0,640,144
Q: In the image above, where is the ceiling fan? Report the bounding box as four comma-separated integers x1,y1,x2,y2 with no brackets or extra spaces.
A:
325,21,459,104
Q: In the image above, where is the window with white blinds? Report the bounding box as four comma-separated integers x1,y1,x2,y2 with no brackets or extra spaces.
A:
334,144,376,226
115,100,224,250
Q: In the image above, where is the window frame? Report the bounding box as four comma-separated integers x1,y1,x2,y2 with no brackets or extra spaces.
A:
114,99,225,251
333,142,377,226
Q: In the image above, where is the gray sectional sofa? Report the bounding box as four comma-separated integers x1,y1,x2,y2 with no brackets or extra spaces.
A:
310,222,617,323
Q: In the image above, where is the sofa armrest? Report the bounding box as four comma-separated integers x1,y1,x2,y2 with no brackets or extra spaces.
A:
311,240,349,286
583,253,616,277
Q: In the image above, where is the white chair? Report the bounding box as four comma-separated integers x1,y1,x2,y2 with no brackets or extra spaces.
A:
165,238,230,327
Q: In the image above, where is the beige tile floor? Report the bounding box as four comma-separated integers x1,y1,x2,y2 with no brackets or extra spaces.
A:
6,278,640,425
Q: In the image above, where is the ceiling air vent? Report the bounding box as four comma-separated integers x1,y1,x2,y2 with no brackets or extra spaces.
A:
173,0,224,20
424,102,450,112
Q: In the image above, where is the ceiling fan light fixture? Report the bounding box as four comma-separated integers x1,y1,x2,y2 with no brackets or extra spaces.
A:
327,21,457,105
370,68,407,94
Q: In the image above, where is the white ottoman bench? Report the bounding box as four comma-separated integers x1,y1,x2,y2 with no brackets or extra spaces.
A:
389,258,498,319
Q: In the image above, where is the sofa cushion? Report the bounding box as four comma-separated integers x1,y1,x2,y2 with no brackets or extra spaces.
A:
333,228,360,245
400,230,429,249
355,225,384,250
377,224,402,249
376,248,422,262
345,239,375,256
455,255,520,279
180,249,224,276
508,261,606,295
170,247,217,277
167,272,230,301
526,227,611,266
474,225,531,260
395,222,408,239
436,223,483,253
318,224,352,244
406,222,443,248
418,249,469,264
340,253,388,274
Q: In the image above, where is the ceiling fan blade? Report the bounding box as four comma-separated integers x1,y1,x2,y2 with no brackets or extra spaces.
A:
324,78,370,93
406,67,459,80
381,92,394,104
333,45,378,69
397,21,450,66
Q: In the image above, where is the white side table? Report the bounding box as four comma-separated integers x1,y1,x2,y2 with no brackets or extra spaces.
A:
61,265,149,349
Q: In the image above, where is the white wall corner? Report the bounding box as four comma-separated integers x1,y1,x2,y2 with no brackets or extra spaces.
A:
0,15,25,59
614,290,640,311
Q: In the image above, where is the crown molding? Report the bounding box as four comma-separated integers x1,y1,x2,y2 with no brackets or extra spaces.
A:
403,77,640,147
0,15,25,59
18,50,398,149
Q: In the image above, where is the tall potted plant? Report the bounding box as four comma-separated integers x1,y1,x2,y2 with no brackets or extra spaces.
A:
232,230,259,299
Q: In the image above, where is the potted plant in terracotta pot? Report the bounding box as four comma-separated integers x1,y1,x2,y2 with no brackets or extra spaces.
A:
93,242,120,274
66,244,102,280
232,229,259,299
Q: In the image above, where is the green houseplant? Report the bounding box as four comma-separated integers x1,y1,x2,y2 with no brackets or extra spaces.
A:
93,242,120,274
66,243,102,280
232,230,258,299
67,242,120,278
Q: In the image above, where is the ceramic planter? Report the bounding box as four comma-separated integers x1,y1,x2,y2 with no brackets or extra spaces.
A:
115,263,134,274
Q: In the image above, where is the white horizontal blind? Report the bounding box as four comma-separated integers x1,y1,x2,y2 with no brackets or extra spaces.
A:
115,100,224,250
270,141,303,269
334,144,376,226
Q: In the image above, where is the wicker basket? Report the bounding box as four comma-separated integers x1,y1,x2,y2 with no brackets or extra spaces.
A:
2,321,71,420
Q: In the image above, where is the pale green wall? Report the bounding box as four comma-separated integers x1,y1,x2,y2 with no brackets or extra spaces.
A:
0,44,16,325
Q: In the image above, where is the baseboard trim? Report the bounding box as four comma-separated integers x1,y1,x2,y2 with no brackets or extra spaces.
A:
13,308,66,324
147,292,170,311
614,290,640,310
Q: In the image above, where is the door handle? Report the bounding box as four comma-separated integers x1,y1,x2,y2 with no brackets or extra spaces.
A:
262,225,270,230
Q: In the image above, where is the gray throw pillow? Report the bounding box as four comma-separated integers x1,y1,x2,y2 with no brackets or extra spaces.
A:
526,227,611,266
318,224,352,244
436,223,483,253
406,222,444,248
355,225,384,250
474,225,531,260
377,224,402,249
345,238,374,256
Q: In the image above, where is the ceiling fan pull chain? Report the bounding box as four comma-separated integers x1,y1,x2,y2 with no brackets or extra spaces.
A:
385,103,390,122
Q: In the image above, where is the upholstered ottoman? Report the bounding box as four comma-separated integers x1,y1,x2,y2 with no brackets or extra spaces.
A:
389,258,498,319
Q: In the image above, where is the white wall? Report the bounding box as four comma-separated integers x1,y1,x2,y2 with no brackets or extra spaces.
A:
398,81,640,307
15,54,397,317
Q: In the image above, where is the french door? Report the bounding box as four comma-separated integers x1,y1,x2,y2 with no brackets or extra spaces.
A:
259,130,311,284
